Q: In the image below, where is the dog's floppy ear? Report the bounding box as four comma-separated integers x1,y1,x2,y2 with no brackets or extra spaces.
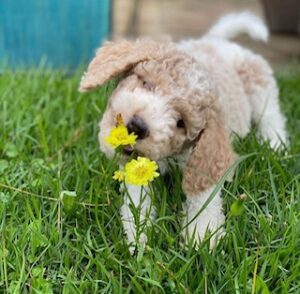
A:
183,117,237,196
79,40,160,92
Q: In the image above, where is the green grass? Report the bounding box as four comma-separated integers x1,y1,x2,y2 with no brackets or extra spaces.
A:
0,68,299,293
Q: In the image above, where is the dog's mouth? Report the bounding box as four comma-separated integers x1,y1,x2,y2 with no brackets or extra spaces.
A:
123,145,134,156
122,145,148,161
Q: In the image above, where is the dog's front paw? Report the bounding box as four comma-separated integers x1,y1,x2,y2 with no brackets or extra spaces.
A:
182,196,225,249
183,215,225,250
122,222,147,255
126,232,148,255
121,203,150,255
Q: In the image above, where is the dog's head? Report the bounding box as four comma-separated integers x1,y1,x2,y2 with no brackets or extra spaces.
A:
80,40,219,161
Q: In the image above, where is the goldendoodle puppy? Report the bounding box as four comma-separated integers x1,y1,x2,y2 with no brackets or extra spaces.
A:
79,12,287,252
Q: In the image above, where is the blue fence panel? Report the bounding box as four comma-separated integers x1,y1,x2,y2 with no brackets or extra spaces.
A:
0,0,111,68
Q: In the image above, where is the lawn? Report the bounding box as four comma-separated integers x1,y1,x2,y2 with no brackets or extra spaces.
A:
0,68,299,293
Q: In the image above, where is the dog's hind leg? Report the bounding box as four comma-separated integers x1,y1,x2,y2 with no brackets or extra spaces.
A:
239,56,288,148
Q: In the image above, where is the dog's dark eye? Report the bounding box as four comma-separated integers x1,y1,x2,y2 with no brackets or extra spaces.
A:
142,80,154,91
176,119,185,128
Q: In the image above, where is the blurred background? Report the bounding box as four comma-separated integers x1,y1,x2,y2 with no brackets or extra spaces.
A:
1,0,299,69
0,0,111,69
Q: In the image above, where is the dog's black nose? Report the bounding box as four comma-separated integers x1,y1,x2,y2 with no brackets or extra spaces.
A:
127,116,149,140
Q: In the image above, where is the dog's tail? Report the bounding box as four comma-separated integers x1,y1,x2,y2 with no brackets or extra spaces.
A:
206,12,269,42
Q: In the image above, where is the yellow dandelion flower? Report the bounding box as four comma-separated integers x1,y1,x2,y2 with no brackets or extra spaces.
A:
124,157,160,186
104,113,137,148
113,170,125,182
105,125,137,148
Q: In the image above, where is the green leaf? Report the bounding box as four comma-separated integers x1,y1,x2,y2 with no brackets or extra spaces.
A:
8,281,20,293
0,192,10,204
256,276,270,294
60,190,77,212
136,276,164,290
230,200,245,217
29,220,49,254
32,277,53,294
32,267,45,278
176,255,196,280
4,143,18,158
0,159,8,173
